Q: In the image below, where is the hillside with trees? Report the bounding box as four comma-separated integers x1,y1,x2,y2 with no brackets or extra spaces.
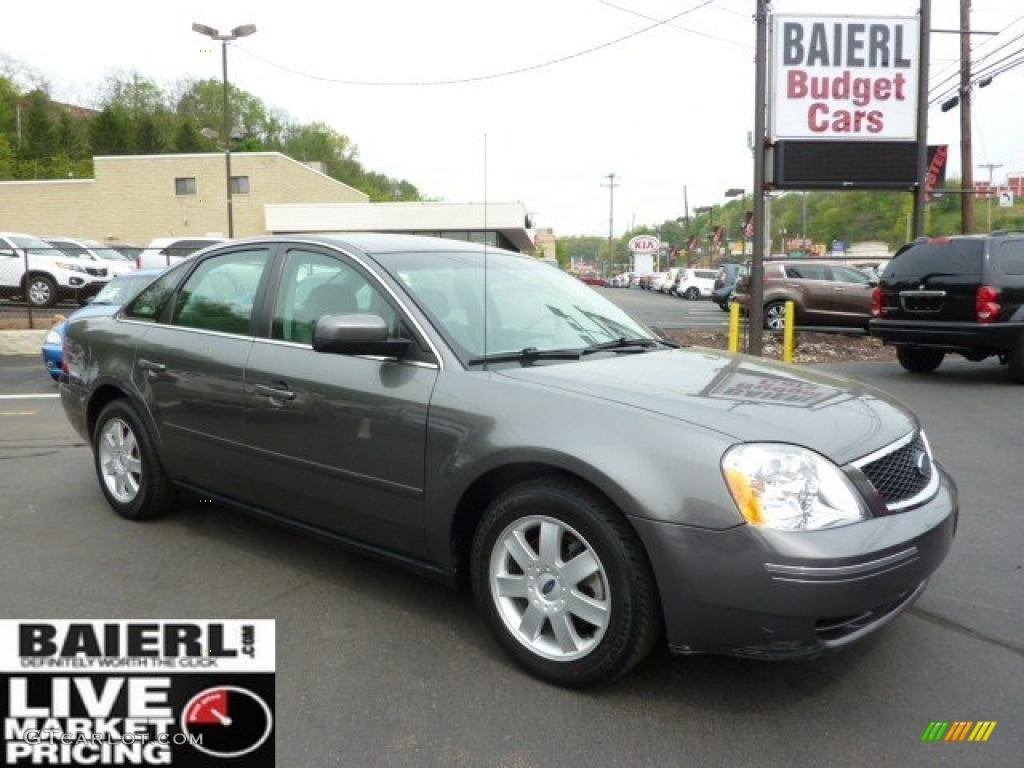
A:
563,187,1024,272
0,57,422,201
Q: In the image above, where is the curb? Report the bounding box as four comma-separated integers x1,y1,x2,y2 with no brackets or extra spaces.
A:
0,330,47,356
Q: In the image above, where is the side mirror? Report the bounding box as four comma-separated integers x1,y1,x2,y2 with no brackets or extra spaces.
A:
0,248,16,257
869,277,879,287
312,313,410,359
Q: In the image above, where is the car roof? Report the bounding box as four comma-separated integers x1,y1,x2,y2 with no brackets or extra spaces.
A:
224,232,528,259
145,236,229,247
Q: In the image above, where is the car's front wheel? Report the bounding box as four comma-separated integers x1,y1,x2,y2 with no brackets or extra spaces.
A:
26,275,57,308
471,478,660,687
764,301,787,330
896,346,945,374
93,399,175,520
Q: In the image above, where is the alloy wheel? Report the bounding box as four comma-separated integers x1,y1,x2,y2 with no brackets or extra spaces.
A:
98,417,143,503
489,515,611,662
765,304,786,330
29,280,52,306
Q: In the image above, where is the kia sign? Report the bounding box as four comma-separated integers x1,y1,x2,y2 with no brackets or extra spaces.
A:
772,16,920,141
628,235,660,253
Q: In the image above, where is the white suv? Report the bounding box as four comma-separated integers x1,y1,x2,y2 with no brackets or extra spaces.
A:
0,232,110,307
42,236,138,278
136,236,228,270
675,268,718,300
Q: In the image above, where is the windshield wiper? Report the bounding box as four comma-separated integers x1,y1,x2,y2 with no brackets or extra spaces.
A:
467,347,584,366
582,336,677,354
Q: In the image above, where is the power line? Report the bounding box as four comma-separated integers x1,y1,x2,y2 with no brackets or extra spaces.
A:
928,12,1024,87
929,20,1024,96
234,0,718,87
593,0,751,49
930,44,1024,105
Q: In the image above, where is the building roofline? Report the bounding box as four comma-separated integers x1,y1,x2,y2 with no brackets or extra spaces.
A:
0,178,94,186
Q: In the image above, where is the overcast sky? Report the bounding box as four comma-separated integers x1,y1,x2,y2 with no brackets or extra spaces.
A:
5,0,1023,235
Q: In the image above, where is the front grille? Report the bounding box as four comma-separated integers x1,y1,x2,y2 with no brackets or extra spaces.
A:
85,267,108,277
859,434,933,508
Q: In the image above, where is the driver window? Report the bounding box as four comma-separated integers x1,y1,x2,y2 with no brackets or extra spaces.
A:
171,249,270,335
272,249,403,345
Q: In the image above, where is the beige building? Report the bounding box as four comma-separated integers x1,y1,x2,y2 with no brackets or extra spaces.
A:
532,227,557,260
0,152,368,245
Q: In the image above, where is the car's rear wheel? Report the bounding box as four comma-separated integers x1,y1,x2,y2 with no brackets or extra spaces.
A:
471,478,660,687
93,399,175,520
684,287,699,300
896,346,945,374
26,275,57,308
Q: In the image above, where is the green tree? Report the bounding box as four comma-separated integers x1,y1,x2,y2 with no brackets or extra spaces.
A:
135,113,164,153
89,104,133,155
20,89,57,161
174,118,204,152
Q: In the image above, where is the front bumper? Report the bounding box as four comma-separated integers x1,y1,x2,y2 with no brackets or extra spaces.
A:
42,344,62,379
870,318,1023,354
631,465,958,658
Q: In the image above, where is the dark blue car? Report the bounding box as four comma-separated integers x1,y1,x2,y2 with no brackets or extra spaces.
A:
42,269,164,380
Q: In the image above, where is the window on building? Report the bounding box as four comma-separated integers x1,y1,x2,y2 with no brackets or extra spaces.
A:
175,177,196,195
230,176,250,194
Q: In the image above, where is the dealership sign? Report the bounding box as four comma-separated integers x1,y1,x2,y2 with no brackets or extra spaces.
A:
772,15,920,141
628,235,660,253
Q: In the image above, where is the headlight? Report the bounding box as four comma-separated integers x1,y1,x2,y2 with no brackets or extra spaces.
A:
45,329,62,345
56,261,86,273
722,443,865,531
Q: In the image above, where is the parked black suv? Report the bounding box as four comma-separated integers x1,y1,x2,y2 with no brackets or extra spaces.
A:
870,233,1024,383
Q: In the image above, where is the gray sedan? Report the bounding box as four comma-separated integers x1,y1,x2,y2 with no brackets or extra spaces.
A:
59,234,957,686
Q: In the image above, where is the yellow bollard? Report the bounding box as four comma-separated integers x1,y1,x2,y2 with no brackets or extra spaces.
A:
783,300,795,363
728,300,741,353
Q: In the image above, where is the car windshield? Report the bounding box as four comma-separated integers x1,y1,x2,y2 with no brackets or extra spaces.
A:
376,249,655,359
91,273,159,305
9,235,51,252
82,240,135,261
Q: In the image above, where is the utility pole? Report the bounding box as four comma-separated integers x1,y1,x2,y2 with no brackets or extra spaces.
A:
683,185,690,230
800,192,807,240
978,161,1003,231
602,173,619,271
960,0,974,234
748,0,769,355
912,0,931,238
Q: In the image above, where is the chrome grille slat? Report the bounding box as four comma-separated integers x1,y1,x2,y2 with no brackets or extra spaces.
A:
853,431,939,512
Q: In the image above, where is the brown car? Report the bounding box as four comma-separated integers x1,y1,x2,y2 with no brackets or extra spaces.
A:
736,260,877,330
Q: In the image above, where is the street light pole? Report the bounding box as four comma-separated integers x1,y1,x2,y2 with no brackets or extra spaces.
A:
748,0,769,355
192,22,257,239
602,173,619,270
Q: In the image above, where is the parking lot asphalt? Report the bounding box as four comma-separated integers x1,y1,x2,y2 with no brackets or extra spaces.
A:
0,352,1021,768
594,286,729,329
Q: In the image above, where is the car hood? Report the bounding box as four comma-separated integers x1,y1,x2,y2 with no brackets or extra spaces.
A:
497,348,916,465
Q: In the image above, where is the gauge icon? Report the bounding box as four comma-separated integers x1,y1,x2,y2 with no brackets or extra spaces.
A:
181,685,273,759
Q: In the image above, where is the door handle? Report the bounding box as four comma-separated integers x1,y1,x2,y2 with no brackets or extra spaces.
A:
137,359,166,373
833,286,844,291
254,383,296,401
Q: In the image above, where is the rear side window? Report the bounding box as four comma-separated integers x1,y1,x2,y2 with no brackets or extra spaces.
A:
884,240,984,279
784,264,827,280
997,241,1024,275
696,270,717,279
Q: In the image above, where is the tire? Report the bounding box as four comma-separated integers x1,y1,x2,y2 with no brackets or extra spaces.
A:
1007,337,1024,384
92,399,175,520
718,301,730,312
471,477,661,687
764,301,787,330
683,287,699,300
896,346,945,374
26,275,57,308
